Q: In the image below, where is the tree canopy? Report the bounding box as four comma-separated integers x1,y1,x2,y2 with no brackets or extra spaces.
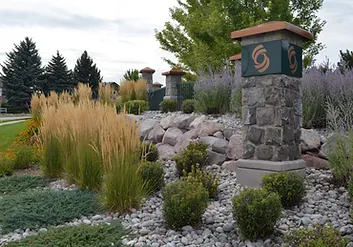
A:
0,37,44,111
122,69,141,82
338,49,353,71
73,51,102,99
155,0,326,74
44,51,75,95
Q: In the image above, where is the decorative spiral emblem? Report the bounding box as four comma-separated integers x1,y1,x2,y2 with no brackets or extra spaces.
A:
252,44,270,73
288,45,298,74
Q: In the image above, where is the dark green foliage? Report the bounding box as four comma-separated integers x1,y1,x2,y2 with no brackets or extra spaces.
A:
140,142,158,162
338,49,353,71
10,144,38,170
194,85,231,115
5,221,126,247
348,175,353,200
0,160,13,178
284,224,348,247
0,189,101,234
262,172,306,208
232,188,282,241
182,164,220,199
139,162,165,194
174,142,208,177
44,51,75,95
230,88,242,118
73,51,103,99
160,99,177,113
163,181,208,230
0,175,46,195
181,99,195,114
124,100,148,115
0,37,44,112
122,69,141,82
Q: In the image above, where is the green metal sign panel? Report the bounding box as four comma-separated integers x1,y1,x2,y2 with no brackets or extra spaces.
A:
241,40,302,78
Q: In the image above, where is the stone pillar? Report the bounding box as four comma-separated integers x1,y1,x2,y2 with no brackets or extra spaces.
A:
162,68,185,110
231,21,313,187
140,67,155,92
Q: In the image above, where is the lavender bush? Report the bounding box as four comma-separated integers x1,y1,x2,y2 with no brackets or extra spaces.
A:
194,63,242,115
302,65,353,129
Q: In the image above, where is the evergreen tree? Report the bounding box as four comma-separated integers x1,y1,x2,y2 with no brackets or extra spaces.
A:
0,37,44,112
73,51,102,98
338,49,353,72
122,69,141,82
45,51,75,94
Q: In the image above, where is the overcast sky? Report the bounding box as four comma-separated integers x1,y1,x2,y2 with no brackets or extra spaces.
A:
0,0,351,85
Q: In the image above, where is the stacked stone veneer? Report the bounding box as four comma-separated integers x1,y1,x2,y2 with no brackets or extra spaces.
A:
242,74,302,162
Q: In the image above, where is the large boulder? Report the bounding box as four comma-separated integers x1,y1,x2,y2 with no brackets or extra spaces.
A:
174,129,199,153
300,128,321,152
199,136,219,147
147,124,166,144
208,150,227,165
198,122,223,137
162,127,183,146
212,139,229,154
160,115,176,130
157,144,176,161
302,154,329,170
320,133,349,159
221,160,237,172
140,119,159,141
189,115,207,129
172,115,196,130
226,133,243,160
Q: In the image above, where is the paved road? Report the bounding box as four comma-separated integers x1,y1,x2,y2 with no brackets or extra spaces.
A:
0,120,27,127
0,115,32,121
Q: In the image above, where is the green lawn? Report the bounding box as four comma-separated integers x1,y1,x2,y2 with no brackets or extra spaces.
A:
0,122,26,152
0,119,28,124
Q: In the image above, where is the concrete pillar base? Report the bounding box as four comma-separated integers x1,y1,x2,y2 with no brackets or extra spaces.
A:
163,95,178,101
235,159,306,187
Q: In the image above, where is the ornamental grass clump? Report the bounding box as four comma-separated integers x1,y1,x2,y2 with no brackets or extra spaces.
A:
39,83,147,212
119,79,148,103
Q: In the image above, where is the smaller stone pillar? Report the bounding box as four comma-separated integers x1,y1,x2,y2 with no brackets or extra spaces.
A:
140,67,155,92
231,21,313,187
162,68,185,110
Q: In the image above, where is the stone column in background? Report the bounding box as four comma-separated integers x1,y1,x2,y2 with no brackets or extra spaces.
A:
140,67,155,93
231,21,313,187
162,68,185,110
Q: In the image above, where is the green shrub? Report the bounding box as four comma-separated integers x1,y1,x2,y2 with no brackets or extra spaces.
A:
124,100,148,115
232,188,282,241
5,221,126,247
262,172,306,208
181,99,195,114
163,181,208,230
160,99,177,113
139,162,165,194
140,142,158,162
230,88,242,118
0,189,101,234
194,85,231,115
0,159,13,177
174,142,208,177
11,144,37,170
348,175,353,200
182,164,220,199
284,224,348,247
0,175,46,195
42,136,63,179
116,102,123,113
326,133,352,186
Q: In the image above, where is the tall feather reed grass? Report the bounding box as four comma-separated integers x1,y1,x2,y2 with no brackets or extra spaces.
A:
119,79,148,103
38,83,146,212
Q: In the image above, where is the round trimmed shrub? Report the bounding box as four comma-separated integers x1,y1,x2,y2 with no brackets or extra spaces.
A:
160,99,177,113
139,162,164,194
181,99,195,114
261,172,305,208
140,142,158,162
163,181,208,230
124,100,148,115
232,188,282,241
284,224,348,247
174,142,208,177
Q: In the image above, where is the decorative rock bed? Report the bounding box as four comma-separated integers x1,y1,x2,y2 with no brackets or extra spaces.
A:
0,111,351,247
